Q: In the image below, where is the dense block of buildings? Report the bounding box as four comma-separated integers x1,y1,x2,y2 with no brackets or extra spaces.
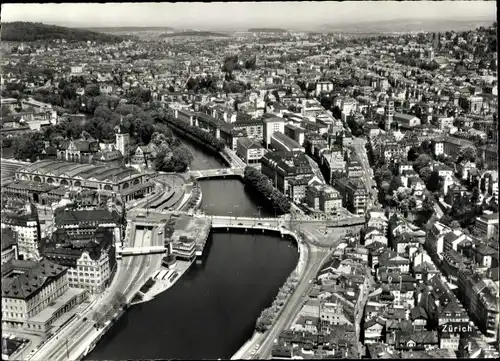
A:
41,228,117,294
306,183,343,215
53,209,121,245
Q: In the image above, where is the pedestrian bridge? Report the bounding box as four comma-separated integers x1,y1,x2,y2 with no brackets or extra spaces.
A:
117,246,166,257
188,167,244,180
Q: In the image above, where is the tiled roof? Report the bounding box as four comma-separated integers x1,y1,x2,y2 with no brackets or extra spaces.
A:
2,258,67,300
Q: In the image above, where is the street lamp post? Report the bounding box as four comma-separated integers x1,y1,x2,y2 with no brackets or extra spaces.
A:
228,211,232,226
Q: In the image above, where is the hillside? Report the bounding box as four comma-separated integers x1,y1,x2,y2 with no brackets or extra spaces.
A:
160,31,229,38
1,22,124,42
85,26,175,33
248,28,288,33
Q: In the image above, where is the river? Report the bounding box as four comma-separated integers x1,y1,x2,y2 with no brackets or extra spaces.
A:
85,136,297,360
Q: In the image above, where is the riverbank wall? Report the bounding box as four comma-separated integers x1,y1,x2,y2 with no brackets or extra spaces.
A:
74,307,128,361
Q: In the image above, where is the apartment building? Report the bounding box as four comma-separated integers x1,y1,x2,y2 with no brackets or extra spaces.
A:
475,212,499,240
232,115,263,141
333,178,368,215
236,138,265,165
306,183,343,215
319,301,353,335
457,268,499,341
2,258,87,334
1,204,41,259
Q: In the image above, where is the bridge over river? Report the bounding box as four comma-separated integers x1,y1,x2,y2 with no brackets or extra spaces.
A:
123,209,365,256
187,167,244,180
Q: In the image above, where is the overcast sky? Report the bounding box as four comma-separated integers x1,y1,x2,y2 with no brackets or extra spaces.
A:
1,2,496,30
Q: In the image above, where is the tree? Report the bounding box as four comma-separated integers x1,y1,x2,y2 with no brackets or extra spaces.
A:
13,132,46,162
272,90,280,103
471,187,481,204
84,118,115,142
137,123,155,145
85,84,101,97
414,154,432,174
255,307,274,332
458,145,476,163
92,311,104,328
419,166,432,183
426,171,443,193
222,54,238,74
244,55,257,70
407,146,420,161
94,105,113,122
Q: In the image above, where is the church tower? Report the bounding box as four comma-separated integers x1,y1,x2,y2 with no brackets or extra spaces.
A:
115,116,130,158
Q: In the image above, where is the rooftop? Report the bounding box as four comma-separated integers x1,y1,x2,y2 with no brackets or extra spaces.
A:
2,258,67,300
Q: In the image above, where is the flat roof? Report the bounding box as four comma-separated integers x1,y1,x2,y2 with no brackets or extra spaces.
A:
263,116,285,123
271,132,303,149
28,288,84,324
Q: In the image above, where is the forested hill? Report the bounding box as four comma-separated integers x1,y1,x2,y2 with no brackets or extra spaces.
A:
1,22,124,42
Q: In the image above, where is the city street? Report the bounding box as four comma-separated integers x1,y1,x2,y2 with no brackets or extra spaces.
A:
352,137,378,208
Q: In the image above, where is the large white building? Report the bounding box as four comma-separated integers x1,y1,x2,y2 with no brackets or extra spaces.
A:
263,116,285,149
